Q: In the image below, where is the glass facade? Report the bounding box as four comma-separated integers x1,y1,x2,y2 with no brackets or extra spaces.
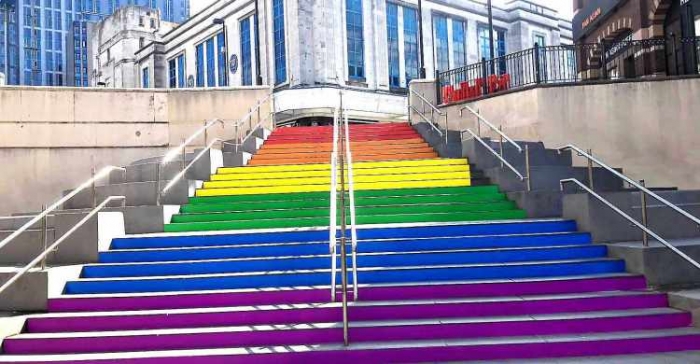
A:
433,15,448,73
272,0,286,85
534,33,545,46
195,42,204,87
240,15,252,86
176,53,184,88
452,19,466,68
403,6,418,83
216,31,226,86
346,0,364,80
0,0,189,86
386,2,399,88
141,66,148,87
478,25,506,60
168,58,176,87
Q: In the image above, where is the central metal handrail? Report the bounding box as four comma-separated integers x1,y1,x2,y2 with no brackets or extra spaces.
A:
407,89,447,143
234,94,275,153
0,196,127,297
0,166,126,253
343,108,359,300
329,106,340,300
161,119,225,165
160,138,224,198
463,129,528,183
559,144,700,245
560,179,700,271
459,104,522,152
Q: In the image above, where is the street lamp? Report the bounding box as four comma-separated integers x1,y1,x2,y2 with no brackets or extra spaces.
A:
253,0,263,85
487,0,495,74
417,0,426,78
213,18,228,86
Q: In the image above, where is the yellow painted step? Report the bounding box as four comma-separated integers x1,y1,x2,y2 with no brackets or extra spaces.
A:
202,171,471,189
195,179,472,197
217,159,469,175
210,164,471,181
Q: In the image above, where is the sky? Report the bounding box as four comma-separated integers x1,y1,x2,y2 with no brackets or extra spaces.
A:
493,0,574,19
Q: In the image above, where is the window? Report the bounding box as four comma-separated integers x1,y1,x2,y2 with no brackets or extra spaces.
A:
139,37,145,48
177,54,186,88
206,37,215,87
168,58,176,88
452,19,466,68
695,16,700,37
533,33,546,47
386,3,400,88
273,0,287,84
216,32,227,86
195,42,204,87
142,67,149,88
403,7,419,83
346,0,365,80
478,25,506,60
240,16,252,86
433,15,448,72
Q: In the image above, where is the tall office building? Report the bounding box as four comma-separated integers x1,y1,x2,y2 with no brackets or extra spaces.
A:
0,0,189,86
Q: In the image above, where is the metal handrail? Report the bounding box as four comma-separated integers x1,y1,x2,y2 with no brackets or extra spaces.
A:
459,104,522,152
462,129,527,182
343,109,359,300
409,105,444,136
409,89,444,115
161,119,224,165
560,179,700,271
0,166,126,253
407,89,447,143
329,106,340,300
0,196,127,297
558,145,700,228
161,138,223,195
234,94,275,152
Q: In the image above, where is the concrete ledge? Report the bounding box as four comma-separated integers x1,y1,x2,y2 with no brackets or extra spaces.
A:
608,239,700,289
507,190,565,218
669,289,700,326
0,269,48,311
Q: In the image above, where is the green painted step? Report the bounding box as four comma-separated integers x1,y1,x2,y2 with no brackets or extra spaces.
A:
187,186,502,205
172,201,519,223
164,210,528,233
181,193,509,214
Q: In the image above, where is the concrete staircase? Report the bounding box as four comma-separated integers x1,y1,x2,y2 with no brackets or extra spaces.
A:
2,122,700,362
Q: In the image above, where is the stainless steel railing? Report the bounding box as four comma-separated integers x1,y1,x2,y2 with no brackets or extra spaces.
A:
0,196,126,297
560,179,700,271
234,93,275,153
408,89,448,143
343,107,359,300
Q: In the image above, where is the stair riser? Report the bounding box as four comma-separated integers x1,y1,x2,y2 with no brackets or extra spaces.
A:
5,314,689,355
47,276,648,312
28,294,668,333
100,234,592,263
112,221,579,249
248,154,439,165
83,246,608,278
64,260,625,294
4,335,700,363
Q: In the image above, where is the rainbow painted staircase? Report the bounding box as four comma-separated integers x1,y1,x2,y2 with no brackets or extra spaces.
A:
2,122,700,363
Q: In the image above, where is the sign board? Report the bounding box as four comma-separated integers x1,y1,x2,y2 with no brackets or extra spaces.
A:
229,54,239,74
572,0,624,41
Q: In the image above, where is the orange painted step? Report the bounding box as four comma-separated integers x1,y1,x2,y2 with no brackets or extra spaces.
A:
273,125,414,134
260,139,427,150
266,134,423,144
252,149,437,162
256,145,435,156
248,152,439,166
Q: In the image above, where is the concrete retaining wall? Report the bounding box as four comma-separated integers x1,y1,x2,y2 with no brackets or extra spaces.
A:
431,78,700,191
0,86,269,215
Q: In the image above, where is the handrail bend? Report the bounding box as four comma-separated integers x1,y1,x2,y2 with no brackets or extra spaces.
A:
459,104,522,152
162,119,224,165
462,129,526,181
0,196,127,297
407,89,447,142
161,138,223,195
560,179,700,271
0,166,126,253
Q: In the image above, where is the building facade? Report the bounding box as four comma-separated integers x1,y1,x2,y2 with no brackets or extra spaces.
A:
0,0,189,86
137,0,572,94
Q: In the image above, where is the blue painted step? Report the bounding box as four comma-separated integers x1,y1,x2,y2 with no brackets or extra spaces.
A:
99,232,592,263
65,259,625,294
110,221,579,250
84,245,607,278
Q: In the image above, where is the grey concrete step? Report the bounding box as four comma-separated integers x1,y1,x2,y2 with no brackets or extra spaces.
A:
484,165,625,193
62,179,190,210
462,138,574,169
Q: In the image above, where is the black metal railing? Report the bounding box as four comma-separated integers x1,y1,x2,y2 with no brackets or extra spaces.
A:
437,37,700,104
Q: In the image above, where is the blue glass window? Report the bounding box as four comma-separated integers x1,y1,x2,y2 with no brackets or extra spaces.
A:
195,42,204,87
206,37,215,87
403,7,419,83
346,0,364,80
478,25,506,60
434,15,448,73
240,16,252,86
216,32,227,86
273,0,286,85
452,20,466,68
386,3,399,88
177,54,185,88
142,67,149,88
168,58,176,88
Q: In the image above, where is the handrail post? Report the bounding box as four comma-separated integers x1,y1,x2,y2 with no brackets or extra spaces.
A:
40,204,47,270
248,108,253,131
407,92,412,124
203,120,208,146
155,163,162,206
499,125,504,168
525,144,532,191
587,149,594,189
640,179,649,247
91,167,97,208
234,122,240,153
181,138,186,171
444,113,449,144
476,108,481,137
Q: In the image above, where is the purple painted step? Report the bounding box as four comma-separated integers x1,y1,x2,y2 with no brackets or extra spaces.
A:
3,333,700,364
5,312,691,355
28,293,668,333
48,275,647,312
